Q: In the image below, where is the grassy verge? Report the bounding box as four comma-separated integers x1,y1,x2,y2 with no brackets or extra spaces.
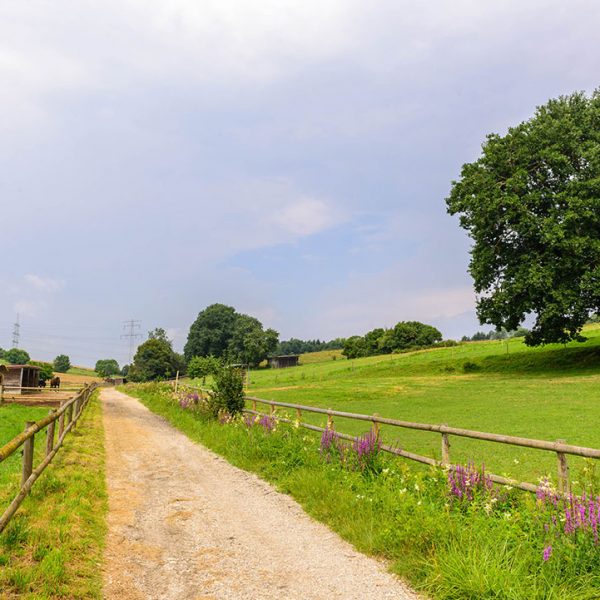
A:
125,383,600,599
0,392,108,598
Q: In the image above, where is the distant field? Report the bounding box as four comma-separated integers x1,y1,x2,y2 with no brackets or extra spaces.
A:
298,349,343,364
222,324,600,487
65,366,99,380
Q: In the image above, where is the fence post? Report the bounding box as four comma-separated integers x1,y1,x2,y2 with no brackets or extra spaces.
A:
46,412,56,456
372,413,380,440
58,401,66,438
327,409,334,430
22,422,35,486
296,407,302,423
0,384,4,404
174,371,180,393
270,402,275,417
75,397,82,425
441,424,451,466
556,439,570,494
252,398,257,412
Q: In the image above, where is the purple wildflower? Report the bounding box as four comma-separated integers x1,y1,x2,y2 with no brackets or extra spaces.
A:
447,462,494,502
536,482,600,562
543,545,552,561
320,428,343,463
244,413,257,428
258,414,276,432
351,430,381,474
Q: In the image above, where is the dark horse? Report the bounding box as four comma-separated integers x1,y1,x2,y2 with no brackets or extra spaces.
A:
50,376,61,389
38,379,46,388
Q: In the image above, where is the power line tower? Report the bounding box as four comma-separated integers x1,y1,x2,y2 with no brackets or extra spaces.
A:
121,319,142,364
12,313,20,348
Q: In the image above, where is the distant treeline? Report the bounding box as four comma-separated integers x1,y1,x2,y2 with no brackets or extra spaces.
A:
342,321,443,359
274,338,345,356
461,327,529,342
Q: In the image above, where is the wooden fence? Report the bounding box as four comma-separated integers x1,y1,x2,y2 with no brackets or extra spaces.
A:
241,395,600,495
0,383,98,533
170,380,600,494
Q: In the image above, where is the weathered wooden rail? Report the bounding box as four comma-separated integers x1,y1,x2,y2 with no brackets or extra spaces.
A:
241,395,600,495
0,383,98,533
169,380,600,494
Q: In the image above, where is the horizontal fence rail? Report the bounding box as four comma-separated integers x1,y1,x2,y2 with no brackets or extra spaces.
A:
0,383,97,533
239,395,600,495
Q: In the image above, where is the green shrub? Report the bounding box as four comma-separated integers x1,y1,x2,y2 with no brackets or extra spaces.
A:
5,348,30,365
462,360,481,372
187,355,221,383
210,366,245,416
53,355,71,373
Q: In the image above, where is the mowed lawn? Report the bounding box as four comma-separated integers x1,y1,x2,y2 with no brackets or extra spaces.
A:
237,323,600,487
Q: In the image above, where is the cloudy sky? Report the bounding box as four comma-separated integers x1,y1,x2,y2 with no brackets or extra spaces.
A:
1,1,599,366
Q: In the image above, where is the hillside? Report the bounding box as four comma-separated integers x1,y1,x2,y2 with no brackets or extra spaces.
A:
242,323,600,486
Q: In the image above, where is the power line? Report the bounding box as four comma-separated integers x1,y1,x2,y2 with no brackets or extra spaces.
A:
121,319,142,364
12,313,20,348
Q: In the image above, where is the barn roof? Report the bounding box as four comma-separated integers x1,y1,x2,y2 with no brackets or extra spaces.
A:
4,364,41,370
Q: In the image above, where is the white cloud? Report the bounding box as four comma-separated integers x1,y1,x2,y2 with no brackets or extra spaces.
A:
24,274,64,293
172,178,347,260
271,198,339,236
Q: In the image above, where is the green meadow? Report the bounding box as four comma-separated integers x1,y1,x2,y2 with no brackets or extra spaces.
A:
202,323,600,488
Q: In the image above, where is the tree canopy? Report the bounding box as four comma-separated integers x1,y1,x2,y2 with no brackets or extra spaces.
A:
53,354,71,373
274,337,345,356
187,355,221,382
95,358,120,378
228,314,278,367
342,321,442,359
4,348,30,365
128,329,185,382
184,304,238,360
184,304,279,367
447,91,600,346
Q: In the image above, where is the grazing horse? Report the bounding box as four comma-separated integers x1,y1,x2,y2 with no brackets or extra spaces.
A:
39,379,46,388
50,376,61,389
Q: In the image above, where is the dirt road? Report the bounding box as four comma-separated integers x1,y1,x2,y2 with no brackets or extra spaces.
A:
102,388,419,600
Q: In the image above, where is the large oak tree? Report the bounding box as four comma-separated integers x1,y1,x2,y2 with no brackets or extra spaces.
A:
447,91,600,345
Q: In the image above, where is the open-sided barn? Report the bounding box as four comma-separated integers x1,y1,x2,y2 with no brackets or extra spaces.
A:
268,355,300,369
0,364,40,394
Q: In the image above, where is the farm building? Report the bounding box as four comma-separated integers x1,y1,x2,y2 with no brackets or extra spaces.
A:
268,355,299,369
0,364,40,394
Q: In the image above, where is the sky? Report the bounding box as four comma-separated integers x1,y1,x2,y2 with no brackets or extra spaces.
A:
1,0,600,367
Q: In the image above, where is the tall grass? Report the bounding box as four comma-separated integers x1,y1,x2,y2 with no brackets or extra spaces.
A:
126,383,600,599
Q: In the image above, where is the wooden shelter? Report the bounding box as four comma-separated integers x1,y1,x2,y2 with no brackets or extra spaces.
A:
1,364,40,394
268,355,300,369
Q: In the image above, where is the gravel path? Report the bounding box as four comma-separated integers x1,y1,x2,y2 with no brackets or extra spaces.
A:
101,388,420,600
